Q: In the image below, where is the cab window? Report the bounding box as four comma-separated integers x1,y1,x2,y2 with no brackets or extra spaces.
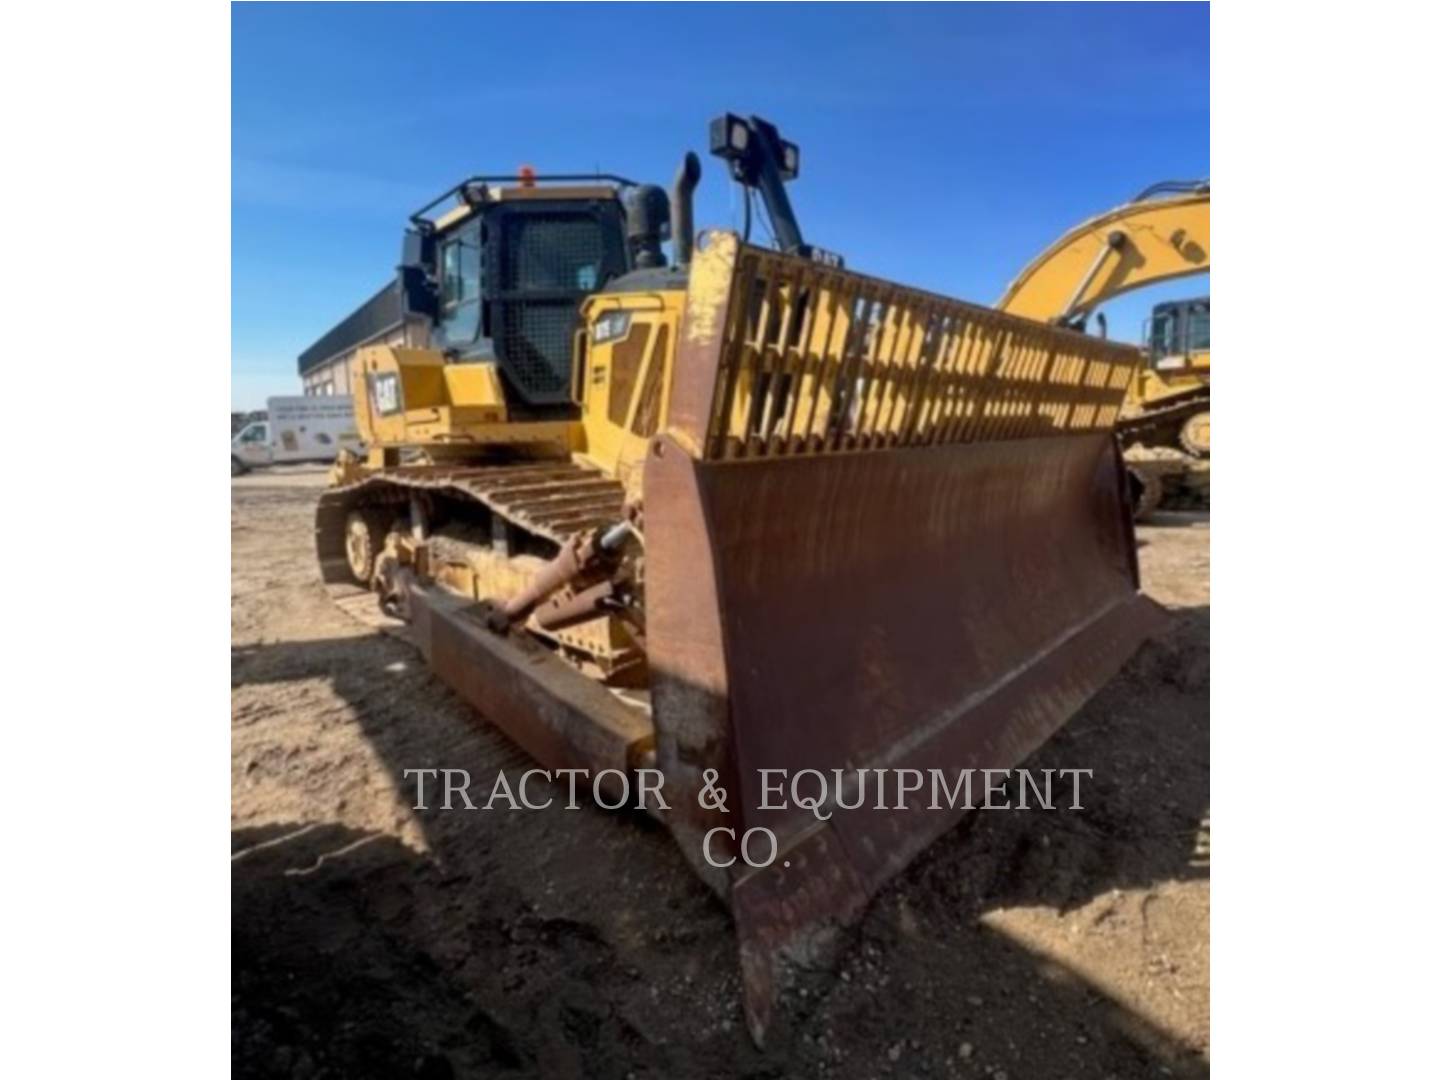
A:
1187,304,1210,351
238,424,267,444
439,219,483,344
1149,312,1179,356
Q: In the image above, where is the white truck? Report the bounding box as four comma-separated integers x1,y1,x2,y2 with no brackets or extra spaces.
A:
231,395,364,475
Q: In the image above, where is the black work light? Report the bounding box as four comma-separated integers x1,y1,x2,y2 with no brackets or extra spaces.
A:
709,114,800,184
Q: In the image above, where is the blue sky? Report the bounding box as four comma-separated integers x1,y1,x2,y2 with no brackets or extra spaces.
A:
233,2,1209,409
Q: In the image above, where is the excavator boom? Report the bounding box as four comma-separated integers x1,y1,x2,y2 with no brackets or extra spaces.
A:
997,181,1209,322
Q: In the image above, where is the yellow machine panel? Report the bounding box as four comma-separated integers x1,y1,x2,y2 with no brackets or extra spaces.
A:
575,294,685,497
351,344,572,462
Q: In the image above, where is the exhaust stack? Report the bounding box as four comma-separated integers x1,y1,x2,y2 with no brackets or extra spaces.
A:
672,152,701,267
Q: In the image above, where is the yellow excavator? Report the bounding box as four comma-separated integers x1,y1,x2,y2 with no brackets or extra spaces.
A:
997,180,1210,516
310,114,1166,1041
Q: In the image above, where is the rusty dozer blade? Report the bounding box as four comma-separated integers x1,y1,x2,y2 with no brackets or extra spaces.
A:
642,233,1169,1041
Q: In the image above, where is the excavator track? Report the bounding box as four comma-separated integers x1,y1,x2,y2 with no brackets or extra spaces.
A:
1116,389,1209,519
1115,386,1210,450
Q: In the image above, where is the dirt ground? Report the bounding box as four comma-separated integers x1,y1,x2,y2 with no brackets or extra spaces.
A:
232,466,1209,1080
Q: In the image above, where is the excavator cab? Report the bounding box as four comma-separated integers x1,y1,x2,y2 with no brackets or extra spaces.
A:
1144,296,1210,373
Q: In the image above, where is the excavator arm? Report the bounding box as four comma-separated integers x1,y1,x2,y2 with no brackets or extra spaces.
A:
997,180,1209,323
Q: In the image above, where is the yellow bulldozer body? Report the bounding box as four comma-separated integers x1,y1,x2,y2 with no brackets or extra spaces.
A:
316,228,1166,1039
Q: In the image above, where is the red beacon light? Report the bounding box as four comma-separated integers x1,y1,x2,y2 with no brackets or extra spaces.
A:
517,164,537,188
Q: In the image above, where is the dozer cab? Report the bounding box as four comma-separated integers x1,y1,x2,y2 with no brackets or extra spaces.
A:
314,114,1167,1041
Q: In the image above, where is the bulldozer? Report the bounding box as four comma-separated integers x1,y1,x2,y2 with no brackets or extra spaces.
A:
997,180,1211,517
313,114,1167,1041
